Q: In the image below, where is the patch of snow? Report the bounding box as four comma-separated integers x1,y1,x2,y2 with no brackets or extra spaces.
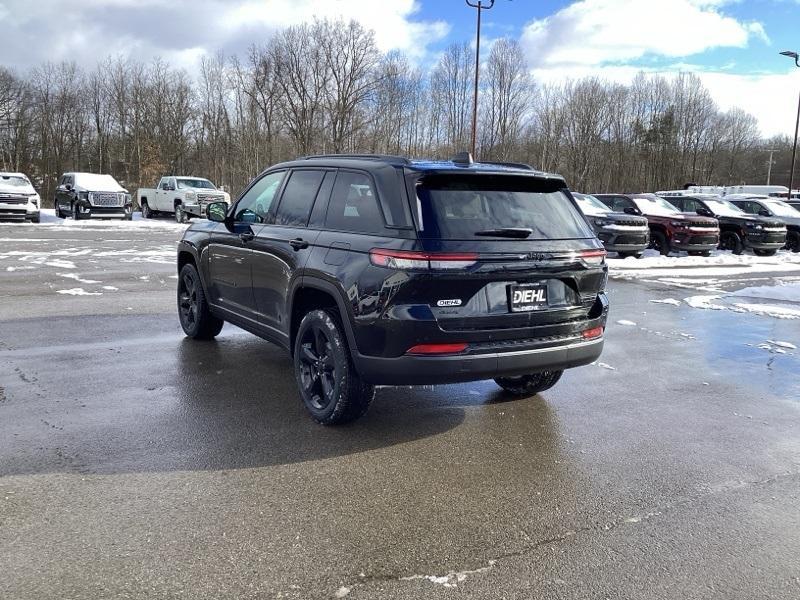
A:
56,288,102,296
592,362,616,370
649,298,682,306
58,272,100,284
732,303,800,320
5,266,35,272
768,340,797,350
335,587,350,598
102,285,119,291
684,295,726,310
616,319,637,326
400,561,495,588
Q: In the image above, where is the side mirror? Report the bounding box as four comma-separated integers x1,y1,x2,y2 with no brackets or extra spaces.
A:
206,201,228,223
758,209,771,217
65,184,73,191
696,207,714,218
623,206,638,215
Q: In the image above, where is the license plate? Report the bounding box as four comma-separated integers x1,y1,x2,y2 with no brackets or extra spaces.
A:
508,283,548,312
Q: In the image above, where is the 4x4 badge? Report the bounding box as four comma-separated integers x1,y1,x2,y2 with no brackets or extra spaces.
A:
436,299,462,307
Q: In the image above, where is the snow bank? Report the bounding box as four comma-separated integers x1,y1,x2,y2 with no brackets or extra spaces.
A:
609,251,800,281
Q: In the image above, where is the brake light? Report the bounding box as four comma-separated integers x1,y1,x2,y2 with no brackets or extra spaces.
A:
406,342,469,355
582,326,604,340
370,249,478,270
580,249,606,266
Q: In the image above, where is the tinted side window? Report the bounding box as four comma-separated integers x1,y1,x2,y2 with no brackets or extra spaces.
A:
275,170,325,227
325,171,384,233
234,171,285,223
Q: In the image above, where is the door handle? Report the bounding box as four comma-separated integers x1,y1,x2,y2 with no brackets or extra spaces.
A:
239,231,255,242
290,238,309,250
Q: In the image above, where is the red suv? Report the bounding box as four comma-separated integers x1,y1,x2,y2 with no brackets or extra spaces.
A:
594,194,719,255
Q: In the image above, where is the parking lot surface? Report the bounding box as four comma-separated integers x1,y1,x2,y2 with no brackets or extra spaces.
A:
1,219,799,599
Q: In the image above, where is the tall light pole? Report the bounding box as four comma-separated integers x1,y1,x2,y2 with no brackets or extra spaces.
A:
766,149,775,185
466,0,495,159
780,50,800,198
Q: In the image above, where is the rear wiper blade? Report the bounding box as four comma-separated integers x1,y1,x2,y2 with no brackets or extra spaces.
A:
474,227,533,238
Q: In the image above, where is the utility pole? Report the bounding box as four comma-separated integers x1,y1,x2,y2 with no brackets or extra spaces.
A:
466,0,496,159
766,149,775,185
780,50,800,197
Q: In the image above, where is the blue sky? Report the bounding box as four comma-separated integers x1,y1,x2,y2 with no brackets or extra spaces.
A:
1,0,798,136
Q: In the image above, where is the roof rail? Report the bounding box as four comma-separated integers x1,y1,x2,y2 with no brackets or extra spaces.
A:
300,153,411,165
480,160,535,171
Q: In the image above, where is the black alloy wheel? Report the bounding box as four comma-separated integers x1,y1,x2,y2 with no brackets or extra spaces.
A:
293,309,374,425
177,263,223,339
720,231,743,255
297,321,338,412
786,231,800,252
650,231,669,256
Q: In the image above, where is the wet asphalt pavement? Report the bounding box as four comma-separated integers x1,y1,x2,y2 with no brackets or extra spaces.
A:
1,220,799,599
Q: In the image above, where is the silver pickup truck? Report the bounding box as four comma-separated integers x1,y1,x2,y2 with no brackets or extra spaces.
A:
137,176,230,222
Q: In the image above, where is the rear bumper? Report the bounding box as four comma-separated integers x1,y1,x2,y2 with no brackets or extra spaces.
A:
355,337,604,385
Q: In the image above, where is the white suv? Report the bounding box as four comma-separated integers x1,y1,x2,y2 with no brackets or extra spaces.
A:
0,172,40,223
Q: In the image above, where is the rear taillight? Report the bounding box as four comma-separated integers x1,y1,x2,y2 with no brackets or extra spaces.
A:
580,249,606,266
370,249,478,271
582,326,604,340
406,342,469,355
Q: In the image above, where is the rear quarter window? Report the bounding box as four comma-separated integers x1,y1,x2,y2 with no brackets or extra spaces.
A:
325,171,385,233
415,174,594,240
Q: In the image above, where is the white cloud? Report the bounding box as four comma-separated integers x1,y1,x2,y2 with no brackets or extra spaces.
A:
521,0,768,68
0,0,449,70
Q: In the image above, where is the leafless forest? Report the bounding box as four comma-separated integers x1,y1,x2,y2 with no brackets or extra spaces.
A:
0,19,794,204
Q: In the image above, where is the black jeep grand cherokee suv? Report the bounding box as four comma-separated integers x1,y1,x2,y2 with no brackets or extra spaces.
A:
176,154,609,424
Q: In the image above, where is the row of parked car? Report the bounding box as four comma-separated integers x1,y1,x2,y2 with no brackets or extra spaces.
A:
575,191,800,256
2,168,799,258
0,171,230,223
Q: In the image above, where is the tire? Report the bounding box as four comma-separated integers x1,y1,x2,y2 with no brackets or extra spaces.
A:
753,248,777,257
177,263,224,340
650,231,670,256
72,203,84,220
720,231,743,255
294,309,375,425
30,215,40,224
54,203,64,219
175,204,186,223
787,231,800,253
141,201,151,219
494,370,564,396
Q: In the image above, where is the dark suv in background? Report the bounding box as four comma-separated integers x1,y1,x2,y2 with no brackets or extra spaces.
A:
726,194,800,253
572,192,649,257
661,193,787,256
594,193,719,255
176,154,609,424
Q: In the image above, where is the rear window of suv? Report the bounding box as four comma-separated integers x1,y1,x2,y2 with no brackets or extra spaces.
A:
415,174,594,240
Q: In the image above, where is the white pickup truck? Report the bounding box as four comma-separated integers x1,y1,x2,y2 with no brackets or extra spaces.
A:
137,176,231,222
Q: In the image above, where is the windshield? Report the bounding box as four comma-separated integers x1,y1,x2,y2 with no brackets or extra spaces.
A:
416,175,595,240
573,193,610,216
764,200,800,217
704,198,745,217
74,173,124,192
0,175,34,193
631,196,681,216
177,178,216,190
